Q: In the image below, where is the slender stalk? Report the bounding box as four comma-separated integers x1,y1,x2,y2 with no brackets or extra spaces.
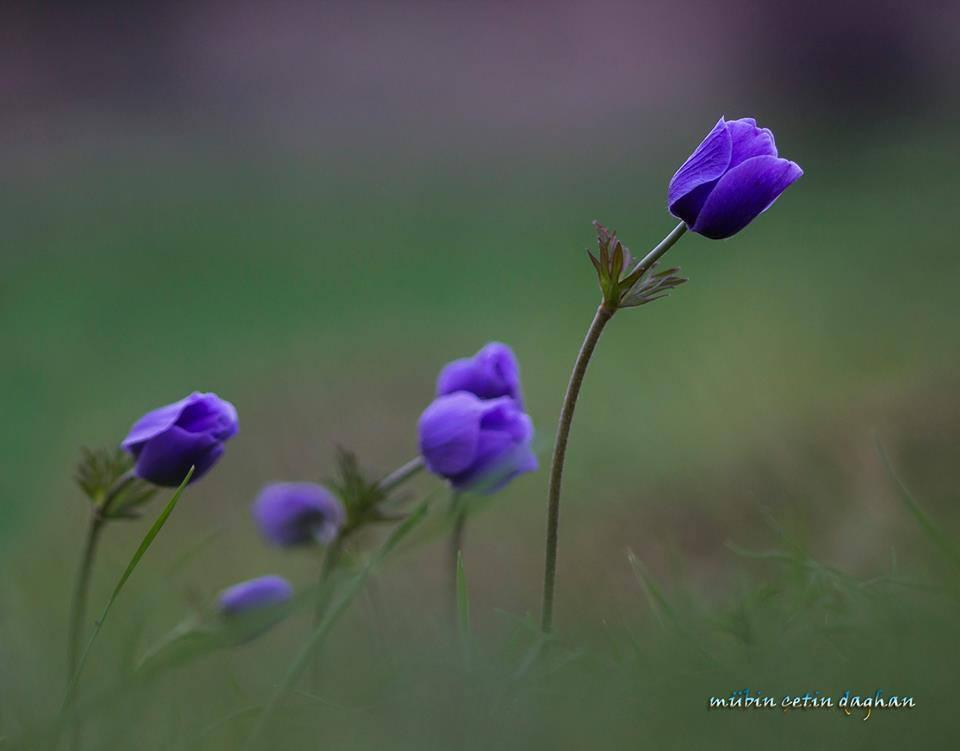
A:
539,221,687,634
67,513,105,681
626,221,687,280
540,303,614,633
448,491,464,621
377,455,425,494
66,471,134,681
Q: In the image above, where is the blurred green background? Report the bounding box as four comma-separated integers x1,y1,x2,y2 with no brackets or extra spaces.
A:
2,1,959,748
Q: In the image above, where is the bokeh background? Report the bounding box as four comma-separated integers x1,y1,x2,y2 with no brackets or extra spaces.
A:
3,2,960,748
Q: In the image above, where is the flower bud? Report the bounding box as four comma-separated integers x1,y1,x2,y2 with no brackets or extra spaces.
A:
418,392,537,493
252,482,346,547
217,575,293,616
668,117,802,239
121,392,238,486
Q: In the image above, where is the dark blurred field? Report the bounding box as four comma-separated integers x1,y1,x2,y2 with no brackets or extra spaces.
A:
2,2,959,749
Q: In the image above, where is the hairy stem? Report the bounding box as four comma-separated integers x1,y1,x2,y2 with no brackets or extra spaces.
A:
540,221,688,633
540,303,614,632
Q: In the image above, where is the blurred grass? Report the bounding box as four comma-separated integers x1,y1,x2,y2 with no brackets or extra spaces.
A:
2,128,959,748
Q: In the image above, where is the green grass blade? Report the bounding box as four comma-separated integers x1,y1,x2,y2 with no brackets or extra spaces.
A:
456,550,472,669
875,438,960,573
626,548,676,632
61,467,194,710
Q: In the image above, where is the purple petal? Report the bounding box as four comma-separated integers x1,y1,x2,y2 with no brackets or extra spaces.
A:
726,117,778,169
178,395,239,441
479,397,534,442
692,156,803,239
418,393,484,476
218,575,293,615
121,392,238,452
132,426,222,486
252,482,346,547
436,342,523,406
121,393,199,454
450,422,537,493
667,118,733,225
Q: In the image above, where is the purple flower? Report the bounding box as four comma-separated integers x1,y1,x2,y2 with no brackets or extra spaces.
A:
252,482,346,547
668,117,803,239
437,342,524,406
217,575,293,616
418,392,537,492
121,392,238,486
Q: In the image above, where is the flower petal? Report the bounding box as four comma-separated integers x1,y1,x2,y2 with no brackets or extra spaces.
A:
121,393,200,454
726,117,778,168
692,156,803,239
218,575,293,615
667,118,733,225
133,425,222,486
178,394,239,441
436,342,523,406
418,393,484,476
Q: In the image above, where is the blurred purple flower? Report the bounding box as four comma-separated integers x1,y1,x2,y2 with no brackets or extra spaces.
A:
121,392,238,486
418,392,537,493
668,117,802,239
437,342,524,406
252,482,346,547
217,575,293,616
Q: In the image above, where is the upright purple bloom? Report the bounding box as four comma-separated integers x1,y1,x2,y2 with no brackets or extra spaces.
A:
217,575,293,616
252,482,346,547
419,392,537,493
437,342,524,407
121,392,238,486
668,117,802,239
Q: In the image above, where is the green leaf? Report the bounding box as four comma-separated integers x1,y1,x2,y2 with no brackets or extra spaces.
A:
74,447,133,503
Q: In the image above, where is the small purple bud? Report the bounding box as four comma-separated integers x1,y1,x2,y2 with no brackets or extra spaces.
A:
252,482,346,547
418,392,537,493
217,575,293,616
436,342,524,407
668,117,802,239
121,392,238,486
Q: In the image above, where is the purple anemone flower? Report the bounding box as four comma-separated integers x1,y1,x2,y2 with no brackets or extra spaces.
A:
252,482,346,547
217,575,293,616
668,117,802,239
121,392,238,486
418,392,537,493
436,342,524,406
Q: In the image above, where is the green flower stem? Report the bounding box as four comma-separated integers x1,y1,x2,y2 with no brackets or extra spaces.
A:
66,471,135,681
540,222,687,634
626,221,688,281
311,454,426,686
448,490,464,621
377,455,425,493
540,303,615,633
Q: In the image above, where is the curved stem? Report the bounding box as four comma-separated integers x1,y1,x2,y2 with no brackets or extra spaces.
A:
539,222,688,634
540,303,615,632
